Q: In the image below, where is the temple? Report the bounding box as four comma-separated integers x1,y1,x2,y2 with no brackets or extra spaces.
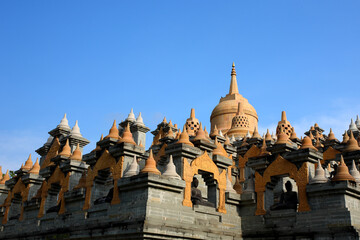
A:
1,64,360,239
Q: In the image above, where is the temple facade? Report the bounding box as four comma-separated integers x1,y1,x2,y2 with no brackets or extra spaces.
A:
1,64,360,239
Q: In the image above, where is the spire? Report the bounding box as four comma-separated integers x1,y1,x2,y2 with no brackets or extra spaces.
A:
162,155,181,179
177,125,194,146
290,127,298,140
349,118,358,132
350,160,360,183
328,128,337,141
310,160,328,184
265,129,272,141
168,120,173,127
344,131,360,152
71,120,82,137
70,143,82,161
23,154,33,171
119,123,136,145
229,62,239,95
281,111,287,121
105,120,119,139
204,126,211,140
162,117,167,124
135,112,144,126
332,155,355,181
29,158,40,174
213,137,229,157
58,113,70,130
342,130,349,144
123,156,139,177
190,108,195,119
210,125,219,138
224,135,231,145
259,137,270,156
126,108,136,122
356,115,360,129
165,127,175,139
59,139,71,157
141,149,160,175
0,170,10,184
194,123,208,142
252,126,261,139
309,131,314,140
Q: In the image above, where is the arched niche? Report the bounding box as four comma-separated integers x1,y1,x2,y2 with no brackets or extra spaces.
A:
254,155,310,215
82,150,123,210
182,151,227,213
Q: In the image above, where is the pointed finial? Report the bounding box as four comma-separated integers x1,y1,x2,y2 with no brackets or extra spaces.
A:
210,125,219,138
0,170,10,184
123,156,139,177
356,115,360,129
328,128,336,141
309,131,314,140
141,149,160,175
29,158,40,174
350,160,360,183
71,120,82,137
59,139,72,157
281,111,287,122
70,143,82,161
194,123,208,142
229,62,239,95
23,153,33,170
162,117,167,123
349,118,358,132
344,131,360,152
105,120,119,139
290,127,298,140
190,108,195,119
177,125,194,146
166,127,175,139
342,130,350,144
252,126,261,139
118,122,136,145
310,160,328,184
332,155,355,181
126,108,136,122
135,112,144,126
259,137,270,156
219,130,224,137
265,129,272,141
168,120,173,127
224,135,231,145
162,155,181,179
58,113,70,129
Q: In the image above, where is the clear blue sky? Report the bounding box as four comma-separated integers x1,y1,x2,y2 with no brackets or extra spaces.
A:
1,1,359,171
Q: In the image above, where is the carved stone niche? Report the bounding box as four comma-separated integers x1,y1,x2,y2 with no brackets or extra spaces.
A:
193,171,217,207
92,169,113,205
45,183,61,213
264,175,298,211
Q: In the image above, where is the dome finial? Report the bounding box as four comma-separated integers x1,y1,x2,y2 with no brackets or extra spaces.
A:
229,62,239,95
281,111,287,121
190,108,195,119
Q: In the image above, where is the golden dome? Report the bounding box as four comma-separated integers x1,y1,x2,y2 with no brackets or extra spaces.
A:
210,63,258,137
